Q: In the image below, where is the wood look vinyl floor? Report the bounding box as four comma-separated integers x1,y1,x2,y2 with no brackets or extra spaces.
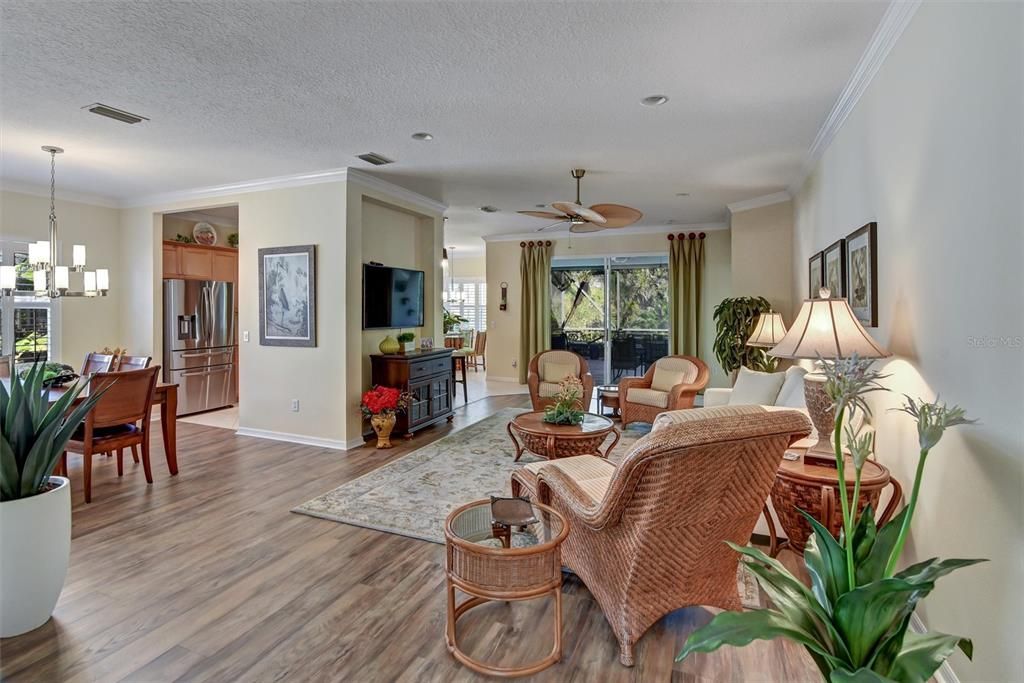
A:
0,395,820,682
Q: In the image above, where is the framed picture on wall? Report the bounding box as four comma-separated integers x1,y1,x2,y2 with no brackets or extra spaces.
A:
845,222,878,327
823,239,846,298
259,244,317,347
808,251,824,298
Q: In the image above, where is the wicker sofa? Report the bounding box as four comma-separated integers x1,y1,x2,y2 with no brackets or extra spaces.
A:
617,355,709,427
526,350,594,411
510,405,812,665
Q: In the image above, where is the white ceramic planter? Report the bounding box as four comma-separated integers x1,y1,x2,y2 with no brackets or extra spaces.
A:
0,476,71,637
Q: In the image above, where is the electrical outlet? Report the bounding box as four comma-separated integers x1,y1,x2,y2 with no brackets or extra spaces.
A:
243,330,250,343
291,399,300,412
511,359,517,368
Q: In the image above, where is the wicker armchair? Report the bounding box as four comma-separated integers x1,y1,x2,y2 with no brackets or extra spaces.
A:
618,354,709,427
526,350,594,411
511,405,812,666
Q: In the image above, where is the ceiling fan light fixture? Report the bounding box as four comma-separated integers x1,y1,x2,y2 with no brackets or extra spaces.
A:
641,94,669,107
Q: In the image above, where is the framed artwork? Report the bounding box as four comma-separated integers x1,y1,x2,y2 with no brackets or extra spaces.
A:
259,245,317,347
808,251,824,298
845,222,878,327
823,239,846,298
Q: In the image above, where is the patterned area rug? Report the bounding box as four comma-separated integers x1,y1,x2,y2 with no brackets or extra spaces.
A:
292,408,759,607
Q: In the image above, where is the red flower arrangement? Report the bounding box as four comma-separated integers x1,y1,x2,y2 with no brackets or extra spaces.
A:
360,385,412,418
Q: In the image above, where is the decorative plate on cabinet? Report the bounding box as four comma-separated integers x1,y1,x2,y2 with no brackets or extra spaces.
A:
193,222,217,246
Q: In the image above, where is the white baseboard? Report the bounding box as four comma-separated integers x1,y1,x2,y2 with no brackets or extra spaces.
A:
235,427,355,451
486,375,520,383
909,613,960,683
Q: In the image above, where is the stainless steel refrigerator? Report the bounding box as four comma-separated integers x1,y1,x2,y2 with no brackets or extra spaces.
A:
163,279,237,416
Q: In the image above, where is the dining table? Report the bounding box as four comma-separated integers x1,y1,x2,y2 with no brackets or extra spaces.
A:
3,377,180,476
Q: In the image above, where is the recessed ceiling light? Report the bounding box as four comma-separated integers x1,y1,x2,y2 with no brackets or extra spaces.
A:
411,132,433,141
641,94,669,107
479,205,499,213
675,192,690,197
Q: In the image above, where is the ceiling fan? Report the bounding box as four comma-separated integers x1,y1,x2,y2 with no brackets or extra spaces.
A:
517,169,643,233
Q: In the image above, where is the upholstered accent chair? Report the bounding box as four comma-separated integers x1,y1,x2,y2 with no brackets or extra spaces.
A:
527,350,594,411
510,405,812,666
618,354,709,427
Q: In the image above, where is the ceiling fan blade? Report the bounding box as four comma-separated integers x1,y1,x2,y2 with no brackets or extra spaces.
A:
536,219,569,232
569,222,604,233
587,203,643,228
518,210,568,220
551,202,607,225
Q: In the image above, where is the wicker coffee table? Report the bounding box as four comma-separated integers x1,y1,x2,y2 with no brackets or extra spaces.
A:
507,411,619,461
444,499,569,677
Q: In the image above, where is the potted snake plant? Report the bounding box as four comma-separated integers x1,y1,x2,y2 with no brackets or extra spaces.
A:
0,363,106,637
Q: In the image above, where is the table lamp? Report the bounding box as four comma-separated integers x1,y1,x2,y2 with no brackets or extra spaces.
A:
746,311,787,348
769,288,890,462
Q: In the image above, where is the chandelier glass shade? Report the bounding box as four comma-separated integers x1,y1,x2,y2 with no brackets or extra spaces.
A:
0,146,110,298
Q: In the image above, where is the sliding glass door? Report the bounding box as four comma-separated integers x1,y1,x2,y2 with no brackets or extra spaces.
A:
550,255,669,387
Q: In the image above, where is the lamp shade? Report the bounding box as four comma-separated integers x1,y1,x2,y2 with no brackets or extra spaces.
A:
770,297,890,359
747,312,787,348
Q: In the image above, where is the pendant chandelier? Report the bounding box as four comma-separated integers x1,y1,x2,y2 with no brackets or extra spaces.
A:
0,146,110,298
443,245,466,304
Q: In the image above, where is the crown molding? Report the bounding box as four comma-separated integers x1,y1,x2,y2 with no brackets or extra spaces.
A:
789,0,922,196
122,167,351,208
345,168,448,214
481,221,728,243
0,180,120,208
726,191,791,215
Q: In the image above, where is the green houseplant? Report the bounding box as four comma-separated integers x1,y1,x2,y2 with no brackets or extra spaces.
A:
543,376,585,425
677,355,984,682
712,296,776,378
443,308,468,334
397,331,416,353
1,363,107,636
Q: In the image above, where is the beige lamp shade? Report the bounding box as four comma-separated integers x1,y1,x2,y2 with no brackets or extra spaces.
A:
747,312,787,348
770,296,890,359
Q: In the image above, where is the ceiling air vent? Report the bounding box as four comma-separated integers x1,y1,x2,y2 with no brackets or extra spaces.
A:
479,205,499,213
83,103,149,124
356,152,394,166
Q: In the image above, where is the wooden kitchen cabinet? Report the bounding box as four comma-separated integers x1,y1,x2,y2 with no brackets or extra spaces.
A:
162,244,180,277
178,246,213,279
162,241,238,282
212,251,237,282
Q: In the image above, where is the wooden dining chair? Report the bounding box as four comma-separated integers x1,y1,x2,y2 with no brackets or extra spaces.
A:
466,331,487,371
81,352,115,376
115,354,152,372
62,366,160,503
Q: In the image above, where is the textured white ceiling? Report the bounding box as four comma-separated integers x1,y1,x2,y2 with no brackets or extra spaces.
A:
0,1,887,251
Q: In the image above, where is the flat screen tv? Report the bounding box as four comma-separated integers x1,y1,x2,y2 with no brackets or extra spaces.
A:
362,263,425,330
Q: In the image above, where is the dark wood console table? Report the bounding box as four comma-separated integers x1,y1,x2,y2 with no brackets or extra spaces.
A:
370,348,455,438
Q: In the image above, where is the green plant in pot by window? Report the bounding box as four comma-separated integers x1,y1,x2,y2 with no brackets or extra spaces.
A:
677,354,984,682
443,307,467,334
543,376,585,425
1,363,109,636
713,296,776,377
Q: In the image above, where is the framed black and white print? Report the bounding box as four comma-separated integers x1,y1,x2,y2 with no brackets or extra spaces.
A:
823,239,846,298
845,222,878,327
809,251,824,298
259,244,317,347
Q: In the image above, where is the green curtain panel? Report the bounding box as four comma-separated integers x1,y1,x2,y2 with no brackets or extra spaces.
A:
668,232,706,356
519,240,553,383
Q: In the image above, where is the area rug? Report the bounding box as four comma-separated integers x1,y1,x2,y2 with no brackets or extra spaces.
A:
292,408,759,607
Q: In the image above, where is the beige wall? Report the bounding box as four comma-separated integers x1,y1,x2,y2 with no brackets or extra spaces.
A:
730,199,794,319
161,214,237,247
792,4,1022,681
0,190,123,366
485,230,732,387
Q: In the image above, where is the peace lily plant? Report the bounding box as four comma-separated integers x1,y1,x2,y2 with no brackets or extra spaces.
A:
677,355,984,682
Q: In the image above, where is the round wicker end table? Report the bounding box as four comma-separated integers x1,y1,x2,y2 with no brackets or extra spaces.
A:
444,499,569,678
506,411,619,461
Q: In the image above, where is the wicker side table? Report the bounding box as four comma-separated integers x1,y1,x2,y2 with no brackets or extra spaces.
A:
444,499,569,677
765,450,902,557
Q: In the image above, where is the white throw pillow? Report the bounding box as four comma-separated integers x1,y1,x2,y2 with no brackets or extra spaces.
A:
775,366,808,408
651,366,686,392
543,361,577,383
727,367,786,406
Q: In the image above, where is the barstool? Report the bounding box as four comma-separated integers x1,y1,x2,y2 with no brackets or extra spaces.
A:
451,351,469,404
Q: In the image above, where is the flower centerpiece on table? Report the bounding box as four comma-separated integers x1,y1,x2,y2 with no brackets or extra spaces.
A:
360,385,412,449
677,354,985,682
543,375,585,425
